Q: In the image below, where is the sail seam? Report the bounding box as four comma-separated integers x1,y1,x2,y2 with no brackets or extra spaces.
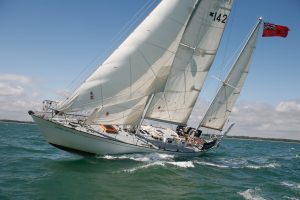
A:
138,49,158,79
144,41,177,55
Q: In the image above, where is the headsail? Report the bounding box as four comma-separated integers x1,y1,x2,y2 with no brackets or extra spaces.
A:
198,18,262,131
145,0,234,125
57,0,197,125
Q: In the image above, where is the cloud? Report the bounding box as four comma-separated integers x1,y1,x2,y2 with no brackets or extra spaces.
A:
0,83,24,96
0,74,42,121
0,74,32,85
276,101,300,112
226,101,300,140
0,73,34,96
189,100,300,140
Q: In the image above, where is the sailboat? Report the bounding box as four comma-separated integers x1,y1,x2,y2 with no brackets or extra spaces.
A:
29,0,262,156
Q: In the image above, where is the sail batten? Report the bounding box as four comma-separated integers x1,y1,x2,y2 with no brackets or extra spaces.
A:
199,19,262,131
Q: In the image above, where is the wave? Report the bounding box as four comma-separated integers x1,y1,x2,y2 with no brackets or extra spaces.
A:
99,153,174,162
238,188,266,200
283,196,299,200
281,181,300,191
167,161,194,168
227,157,280,169
245,162,280,169
101,154,151,162
120,161,194,173
194,158,280,170
102,153,194,173
194,160,229,168
122,161,165,173
99,153,280,173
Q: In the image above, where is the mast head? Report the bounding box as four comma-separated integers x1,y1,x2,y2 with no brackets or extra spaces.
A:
259,17,263,21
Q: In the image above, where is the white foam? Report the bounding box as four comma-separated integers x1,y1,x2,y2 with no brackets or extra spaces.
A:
100,154,149,161
100,153,174,162
281,181,300,190
238,188,266,200
246,162,280,169
104,153,194,173
283,196,299,200
167,161,194,168
121,161,194,173
194,161,229,168
99,155,130,160
102,155,117,160
122,161,165,173
127,155,151,162
219,158,248,168
194,158,280,170
155,153,175,160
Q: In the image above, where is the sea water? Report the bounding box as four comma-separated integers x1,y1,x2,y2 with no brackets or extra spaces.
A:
0,122,299,200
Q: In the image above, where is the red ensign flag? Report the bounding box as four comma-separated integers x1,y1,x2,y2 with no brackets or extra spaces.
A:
262,22,290,37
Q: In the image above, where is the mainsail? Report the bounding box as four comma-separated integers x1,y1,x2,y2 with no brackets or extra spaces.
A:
57,0,197,125
145,0,234,125
198,19,262,131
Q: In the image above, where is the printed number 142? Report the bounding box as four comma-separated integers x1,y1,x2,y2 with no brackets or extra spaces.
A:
212,12,227,23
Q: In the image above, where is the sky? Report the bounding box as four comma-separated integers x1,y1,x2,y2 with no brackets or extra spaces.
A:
0,0,299,140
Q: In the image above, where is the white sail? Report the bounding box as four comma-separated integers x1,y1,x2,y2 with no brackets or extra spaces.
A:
57,0,197,124
199,19,262,131
86,96,148,125
145,0,234,125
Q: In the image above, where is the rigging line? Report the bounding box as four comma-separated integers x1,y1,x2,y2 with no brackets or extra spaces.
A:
72,2,157,93
215,35,246,87
99,0,158,56
129,56,132,98
64,0,158,96
218,0,237,80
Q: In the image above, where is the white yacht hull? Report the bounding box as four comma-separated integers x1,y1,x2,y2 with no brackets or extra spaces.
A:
31,115,204,156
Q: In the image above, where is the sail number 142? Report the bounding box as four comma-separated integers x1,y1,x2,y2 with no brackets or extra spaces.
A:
210,12,227,23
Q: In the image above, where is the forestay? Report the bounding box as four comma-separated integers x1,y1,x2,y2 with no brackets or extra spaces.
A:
57,0,197,125
145,0,234,125
199,19,262,131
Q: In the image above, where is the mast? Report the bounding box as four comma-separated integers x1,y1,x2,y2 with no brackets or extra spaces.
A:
198,18,262,131
137,94,154,132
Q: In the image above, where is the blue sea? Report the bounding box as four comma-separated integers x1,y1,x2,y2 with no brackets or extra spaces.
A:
0,122,299,200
